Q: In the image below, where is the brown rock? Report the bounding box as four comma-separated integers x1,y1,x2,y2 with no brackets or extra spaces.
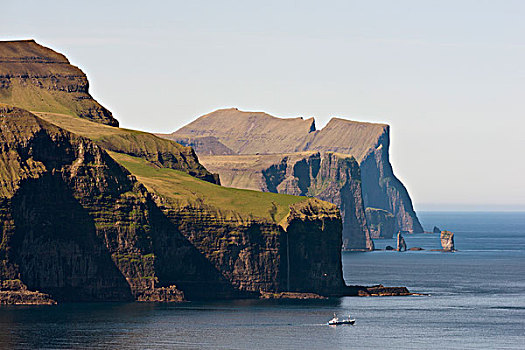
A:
0,40,118,126
260,291,327,300
0,280,56,305
0,106,347,302
441,231,455,251
198,152,372,251
397,232,407,251
366,207,396,239
160,108,423,238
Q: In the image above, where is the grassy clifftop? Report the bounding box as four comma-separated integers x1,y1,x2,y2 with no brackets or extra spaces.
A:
36,112,219,184
33,112,311,223
108,151,307,223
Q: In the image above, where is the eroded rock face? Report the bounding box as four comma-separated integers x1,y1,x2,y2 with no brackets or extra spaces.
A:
0,279,56,305
0,106,347,302
161,108,423,242
199,152,372,250
0,40,118,126
0,105,188,301
397,232,407,251
365,208,395,239
282,199,346,294
153,197,346,297
440,231,455,251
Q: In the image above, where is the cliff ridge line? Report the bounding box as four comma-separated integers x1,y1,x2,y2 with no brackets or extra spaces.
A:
0,39,119,126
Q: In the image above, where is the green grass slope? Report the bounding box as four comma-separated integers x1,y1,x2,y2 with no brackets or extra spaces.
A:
0,40,118,126
32,111,308,222
35,112,218,183
108,151,307,223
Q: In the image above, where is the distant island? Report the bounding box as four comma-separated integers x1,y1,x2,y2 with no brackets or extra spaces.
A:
158,107,423,249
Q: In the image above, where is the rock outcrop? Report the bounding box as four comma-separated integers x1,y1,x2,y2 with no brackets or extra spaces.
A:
433,226,441,234
354,284,411,297
160,108,423,249
0,279,56,305
397,232,407,251
0,105,347,303
34,111,220,184
198,151,373,250
365,207,396,239
0,40,118,126
440,231,455,252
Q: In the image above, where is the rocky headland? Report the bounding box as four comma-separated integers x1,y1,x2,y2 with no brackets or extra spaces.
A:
159,108,423,250
0,40,413,304
0,104,347,303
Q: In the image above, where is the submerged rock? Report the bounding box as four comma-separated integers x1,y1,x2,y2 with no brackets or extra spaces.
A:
259,291,327,300
385,245,395,251
355,285,411,297
440,231,455,251
397,232,407,251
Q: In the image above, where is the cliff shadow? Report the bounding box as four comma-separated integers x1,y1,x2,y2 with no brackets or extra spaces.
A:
9,174,133,302
146,200,256,300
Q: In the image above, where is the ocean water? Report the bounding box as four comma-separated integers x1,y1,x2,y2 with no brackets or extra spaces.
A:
0,212,523,349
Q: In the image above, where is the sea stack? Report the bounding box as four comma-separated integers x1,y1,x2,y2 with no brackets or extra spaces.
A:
440,231,455,251
397,232,407,251
433,226,441,234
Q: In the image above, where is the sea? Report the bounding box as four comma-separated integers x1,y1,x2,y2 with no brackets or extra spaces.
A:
0,212,524,349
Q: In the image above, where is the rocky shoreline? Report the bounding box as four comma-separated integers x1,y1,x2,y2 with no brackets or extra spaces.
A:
0,280,56,305
1,284,416,305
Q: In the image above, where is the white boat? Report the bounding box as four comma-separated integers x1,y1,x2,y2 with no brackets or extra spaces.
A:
327,313,355,325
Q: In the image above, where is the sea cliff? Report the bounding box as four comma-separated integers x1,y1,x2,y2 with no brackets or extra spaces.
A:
160,108,423,250
0,105,347,303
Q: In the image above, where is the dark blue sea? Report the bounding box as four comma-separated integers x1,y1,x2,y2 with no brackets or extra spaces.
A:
1,212,524,349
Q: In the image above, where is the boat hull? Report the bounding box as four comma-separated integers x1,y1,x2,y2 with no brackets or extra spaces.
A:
328,320,355,325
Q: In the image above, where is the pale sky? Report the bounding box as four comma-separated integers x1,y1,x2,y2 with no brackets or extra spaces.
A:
3,0,524,211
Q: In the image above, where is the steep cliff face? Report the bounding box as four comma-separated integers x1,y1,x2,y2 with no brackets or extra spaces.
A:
366,208,395,239
111,151,347,297
0,105,346,302
359,128,423,233
281,199,346,294
162,108,423,243
0,105,161,301
0,40,118,126
153,198,345,297
199,152,373,250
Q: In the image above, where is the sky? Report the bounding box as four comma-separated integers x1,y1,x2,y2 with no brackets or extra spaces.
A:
2,0,524,211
